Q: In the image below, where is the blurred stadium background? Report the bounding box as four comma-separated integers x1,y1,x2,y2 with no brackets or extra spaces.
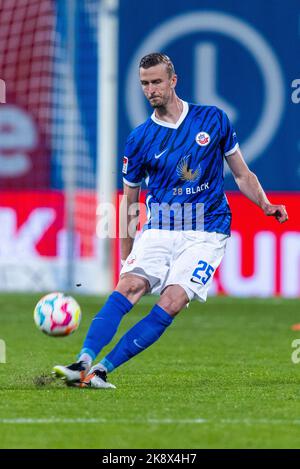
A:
1,0,300,452
0,0,299,298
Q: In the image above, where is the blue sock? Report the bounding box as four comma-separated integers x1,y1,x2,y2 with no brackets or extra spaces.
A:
100,304,174,372
79,291,133,361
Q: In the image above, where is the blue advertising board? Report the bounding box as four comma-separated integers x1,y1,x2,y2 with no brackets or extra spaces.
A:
118,0,300,190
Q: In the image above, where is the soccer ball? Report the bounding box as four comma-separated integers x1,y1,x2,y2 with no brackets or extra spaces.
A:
34,292,81,337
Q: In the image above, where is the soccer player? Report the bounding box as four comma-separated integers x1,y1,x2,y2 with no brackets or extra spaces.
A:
53,53,288,389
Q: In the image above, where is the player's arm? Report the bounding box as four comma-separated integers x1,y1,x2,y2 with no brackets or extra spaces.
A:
226,147,288,223
120,183,141,263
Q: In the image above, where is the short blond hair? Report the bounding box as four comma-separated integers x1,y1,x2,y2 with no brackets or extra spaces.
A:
139,53,175,78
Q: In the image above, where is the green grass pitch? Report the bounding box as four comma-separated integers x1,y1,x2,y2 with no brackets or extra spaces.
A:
0,293,300,449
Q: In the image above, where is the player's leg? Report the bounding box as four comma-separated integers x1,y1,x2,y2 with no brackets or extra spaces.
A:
52,274,148,384
78,274,149,362
82,285,189,388
156,284,190,316
76,229,172,372
55,229,173,387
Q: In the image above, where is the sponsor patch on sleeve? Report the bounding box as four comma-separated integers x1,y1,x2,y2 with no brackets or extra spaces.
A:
122,156,128,174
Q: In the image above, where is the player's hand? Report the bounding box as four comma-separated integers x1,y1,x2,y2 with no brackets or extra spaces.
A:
263,203,288,223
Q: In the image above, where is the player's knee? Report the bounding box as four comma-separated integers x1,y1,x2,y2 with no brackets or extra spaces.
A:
158,287,189,316
116,274,148,303
158,297,183,316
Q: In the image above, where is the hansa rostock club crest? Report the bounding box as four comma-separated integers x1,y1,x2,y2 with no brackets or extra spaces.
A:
195,131,210,146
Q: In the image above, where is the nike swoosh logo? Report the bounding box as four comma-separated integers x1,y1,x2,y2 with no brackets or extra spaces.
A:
190,278,202,285
154,149,168,159
133,339,145,349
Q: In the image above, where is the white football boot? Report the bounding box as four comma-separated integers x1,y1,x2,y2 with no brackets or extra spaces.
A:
52,361,90,384
80,365,116,389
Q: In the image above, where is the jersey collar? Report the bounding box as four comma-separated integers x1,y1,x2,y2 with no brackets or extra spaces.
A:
151,100,189,129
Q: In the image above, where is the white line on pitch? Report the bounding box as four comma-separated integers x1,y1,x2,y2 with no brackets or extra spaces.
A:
1,417,300,425
221,418,300,425
0,418,207,425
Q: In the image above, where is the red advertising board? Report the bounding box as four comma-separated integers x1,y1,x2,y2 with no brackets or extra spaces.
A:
0,190,298,296
218,193,299,297
0,0,53,189
0,191,96,259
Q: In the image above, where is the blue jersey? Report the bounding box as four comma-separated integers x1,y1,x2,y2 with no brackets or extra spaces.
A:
122,101,239,235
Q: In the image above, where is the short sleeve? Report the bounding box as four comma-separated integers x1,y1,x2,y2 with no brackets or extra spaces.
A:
219,109,239,157
122,132,146,187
